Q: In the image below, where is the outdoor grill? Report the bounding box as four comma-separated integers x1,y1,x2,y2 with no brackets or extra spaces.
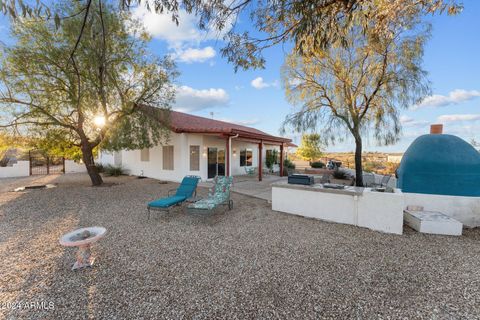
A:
288,174,314,186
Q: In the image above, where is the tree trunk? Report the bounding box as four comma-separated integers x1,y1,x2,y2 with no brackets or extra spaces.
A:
354,136,363,187
81,142,103,186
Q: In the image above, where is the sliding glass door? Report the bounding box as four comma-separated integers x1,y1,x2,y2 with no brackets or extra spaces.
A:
207,147,226,179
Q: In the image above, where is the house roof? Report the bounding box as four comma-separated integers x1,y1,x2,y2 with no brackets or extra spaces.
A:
140,105,292,145
170,111,291,143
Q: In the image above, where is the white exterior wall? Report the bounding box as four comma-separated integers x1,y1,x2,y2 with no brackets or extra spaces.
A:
230,141,279,176
231,140,259,175
272,185,404,235
98,133,281,182
98,151,114,166
0,161,30,178
403,192,480,228
114,132,194,182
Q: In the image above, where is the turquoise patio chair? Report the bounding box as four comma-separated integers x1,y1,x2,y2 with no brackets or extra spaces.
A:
147,175,201,219
187,176,233,214
244,166,256,176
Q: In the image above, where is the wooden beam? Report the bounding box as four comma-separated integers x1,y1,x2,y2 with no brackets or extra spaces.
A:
280,143,284,177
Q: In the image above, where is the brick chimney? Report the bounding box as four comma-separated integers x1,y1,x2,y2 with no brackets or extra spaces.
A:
430,124,443,134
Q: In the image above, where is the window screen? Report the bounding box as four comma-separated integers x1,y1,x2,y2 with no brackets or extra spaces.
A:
140,148,150,162
162,146,174,170
190,145,200,171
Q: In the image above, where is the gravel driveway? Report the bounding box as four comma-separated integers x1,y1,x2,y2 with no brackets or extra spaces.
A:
1,173,480,319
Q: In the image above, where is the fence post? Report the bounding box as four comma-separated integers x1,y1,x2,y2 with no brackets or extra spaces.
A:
47,156,50,175
62,157,65,173
29,150,32,176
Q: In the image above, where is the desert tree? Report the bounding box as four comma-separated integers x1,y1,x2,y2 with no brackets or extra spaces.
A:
281,14,431,186
0,0,176,185
0,0,462,70
296,133,323,163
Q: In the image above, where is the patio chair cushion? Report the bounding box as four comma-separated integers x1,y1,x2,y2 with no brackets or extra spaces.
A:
148,195,187,208
189,198,219,210
175,176,201,198
190,176,233,211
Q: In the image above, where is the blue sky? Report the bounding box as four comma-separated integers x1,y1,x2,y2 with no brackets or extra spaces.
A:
1,2,479,152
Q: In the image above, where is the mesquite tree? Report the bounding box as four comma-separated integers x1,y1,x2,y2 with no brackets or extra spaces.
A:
281,15,431,186
0,0,462,71
0,0,176,185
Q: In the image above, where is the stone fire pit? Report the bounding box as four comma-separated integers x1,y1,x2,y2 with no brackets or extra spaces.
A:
59,226,107,270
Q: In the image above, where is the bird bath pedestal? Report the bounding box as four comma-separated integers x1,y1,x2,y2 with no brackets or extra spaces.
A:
60,227,107,270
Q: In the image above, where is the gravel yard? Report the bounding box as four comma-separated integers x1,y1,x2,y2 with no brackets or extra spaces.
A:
1,173,480,319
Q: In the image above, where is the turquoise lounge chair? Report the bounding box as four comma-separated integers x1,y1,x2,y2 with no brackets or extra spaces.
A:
187,176,233,214
147,175,201,219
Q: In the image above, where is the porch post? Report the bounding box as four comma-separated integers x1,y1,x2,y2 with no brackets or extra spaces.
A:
280,143,284,177
226,136,230,176
258,141,263,181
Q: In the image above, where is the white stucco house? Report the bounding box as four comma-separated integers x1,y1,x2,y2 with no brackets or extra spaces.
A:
98,110,294,182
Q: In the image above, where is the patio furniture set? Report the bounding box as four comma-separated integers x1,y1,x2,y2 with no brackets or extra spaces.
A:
147,175,234,219
362,173,393,192
60,176,233,271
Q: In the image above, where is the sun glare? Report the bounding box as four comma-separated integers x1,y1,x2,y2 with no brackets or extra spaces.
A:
93,116,106,127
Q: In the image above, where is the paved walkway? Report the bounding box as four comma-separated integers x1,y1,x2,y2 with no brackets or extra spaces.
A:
233,175,287,202
233,175,287,203
200,175,287,202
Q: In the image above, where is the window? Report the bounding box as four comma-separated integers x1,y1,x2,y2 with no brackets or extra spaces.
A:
140,148,150,162
162,146,174,170
189,145,200,171
240,148,253,167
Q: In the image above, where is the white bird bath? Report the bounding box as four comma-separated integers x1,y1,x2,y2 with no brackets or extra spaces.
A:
60,227,107,270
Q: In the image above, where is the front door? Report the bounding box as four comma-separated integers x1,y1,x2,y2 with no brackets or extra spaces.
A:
207,148,226,179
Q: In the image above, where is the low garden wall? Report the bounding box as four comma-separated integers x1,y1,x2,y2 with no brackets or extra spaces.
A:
403,192,480,228
272,182,404,235
0,161,30,178
0,160,86,178
304,168,333,175
272,180,480,233
64,160,87,173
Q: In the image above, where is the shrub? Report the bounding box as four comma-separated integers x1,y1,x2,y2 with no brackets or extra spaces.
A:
282,158,296,176
265,149,279,169
104,165,124,176
95,163,105,173
0,154,8,167
332,168,347,179
284,158,296,169
363,161,385,174
310,161,325,168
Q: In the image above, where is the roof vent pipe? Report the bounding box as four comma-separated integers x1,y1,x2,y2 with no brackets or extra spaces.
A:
430,124,443,135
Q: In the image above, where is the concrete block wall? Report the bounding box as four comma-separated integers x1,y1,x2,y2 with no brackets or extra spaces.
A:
65,160,87,173
0,161,30,178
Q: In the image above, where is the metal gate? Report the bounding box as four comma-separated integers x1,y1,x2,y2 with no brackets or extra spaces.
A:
29,151,65,175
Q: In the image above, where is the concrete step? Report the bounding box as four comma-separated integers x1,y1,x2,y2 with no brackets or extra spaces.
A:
404,210,463,236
